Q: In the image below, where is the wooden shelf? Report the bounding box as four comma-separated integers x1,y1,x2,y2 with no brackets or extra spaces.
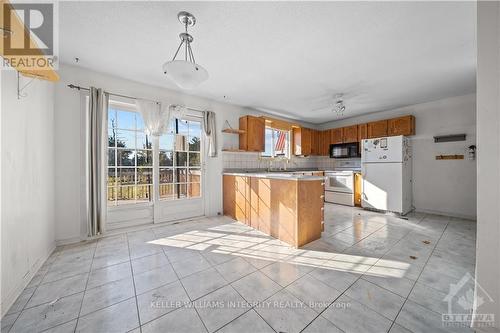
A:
222,148,247,152
222,128,246,134
436,154,464,160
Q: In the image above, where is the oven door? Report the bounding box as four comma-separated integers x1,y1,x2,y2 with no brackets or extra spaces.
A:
325,172,354,193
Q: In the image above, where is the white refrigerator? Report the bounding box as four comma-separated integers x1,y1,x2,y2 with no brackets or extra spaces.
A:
361,135,412,215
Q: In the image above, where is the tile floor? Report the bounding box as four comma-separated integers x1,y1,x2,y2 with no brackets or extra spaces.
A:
2,204,477,333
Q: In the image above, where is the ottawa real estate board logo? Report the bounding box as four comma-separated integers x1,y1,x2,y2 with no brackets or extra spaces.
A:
2,2,58,71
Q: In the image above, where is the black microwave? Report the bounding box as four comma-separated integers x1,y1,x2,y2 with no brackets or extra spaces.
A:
329,142,361,159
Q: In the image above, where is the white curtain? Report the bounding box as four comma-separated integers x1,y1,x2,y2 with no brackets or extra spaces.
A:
203,111,217,157
136,99,171,136
87,87,108,237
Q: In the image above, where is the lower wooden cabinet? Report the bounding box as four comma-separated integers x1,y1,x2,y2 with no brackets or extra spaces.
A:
354,173,362,207
223,175,250,224
224,175,323,247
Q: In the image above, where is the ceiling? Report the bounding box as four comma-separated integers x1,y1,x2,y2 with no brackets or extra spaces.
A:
59,1,476,124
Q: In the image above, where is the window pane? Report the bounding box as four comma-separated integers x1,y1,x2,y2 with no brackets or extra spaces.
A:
136,114,145,131
176,152,187,167
159,183,175,200
108,130,117,147
137,168,153,184
108,149,116,166
176,168,188,182
188,168,201,183
178,119,189,136
117,186,136,204
263,128,273,157
189,183,201,198
175,135,187,151
137,150,153,166
118,150,135,166
107,187,116,205
108,168,116,185
159,151,173,167
137,132,152,150
108,109,117,131
159,134,174,150
160,168,174,183
116,110,136,130
115,130,135,149
188,152,201,167
136,185,152,202
177,183,187,199
117,168,135,185
188,120,201,138
188,136,201,151
274,130,288,157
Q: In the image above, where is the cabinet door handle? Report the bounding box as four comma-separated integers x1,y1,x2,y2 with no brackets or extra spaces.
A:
320,195,325,199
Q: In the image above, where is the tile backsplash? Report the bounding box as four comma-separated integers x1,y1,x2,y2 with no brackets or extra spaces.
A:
222,151,339,170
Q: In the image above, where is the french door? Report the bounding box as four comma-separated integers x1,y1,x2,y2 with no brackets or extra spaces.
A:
106,100,204,229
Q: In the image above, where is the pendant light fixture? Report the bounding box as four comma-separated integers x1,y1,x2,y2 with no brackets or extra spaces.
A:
162,11,208,90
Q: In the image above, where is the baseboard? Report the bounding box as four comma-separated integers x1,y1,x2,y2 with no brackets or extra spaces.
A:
1,243,56,318
55,236,84,247
415,208,476,221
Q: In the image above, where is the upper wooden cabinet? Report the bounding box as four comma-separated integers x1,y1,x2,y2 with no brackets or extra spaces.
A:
330,128,343,144
319,130,330,156
239,116,265,152
311,130,320,155
388,115,415,136
367,120,388,138
342,125,358,143
358,124,368,142
293,127,312,156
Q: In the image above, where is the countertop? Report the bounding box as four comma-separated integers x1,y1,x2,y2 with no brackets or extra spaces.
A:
222,170,325,181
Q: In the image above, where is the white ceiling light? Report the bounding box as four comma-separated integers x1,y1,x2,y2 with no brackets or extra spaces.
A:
162,11,208,90
333,94,346,115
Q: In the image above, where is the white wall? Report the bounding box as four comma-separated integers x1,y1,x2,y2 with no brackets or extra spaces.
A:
320,94,477,219
54,64,314,244
1,71,56,315
474,2,500,330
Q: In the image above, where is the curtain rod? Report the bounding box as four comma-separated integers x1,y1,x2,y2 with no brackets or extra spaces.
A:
67,84,206,113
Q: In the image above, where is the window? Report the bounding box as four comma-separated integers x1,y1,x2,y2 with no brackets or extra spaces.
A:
107,105,153,206
158,118,202,200
262,127,290,158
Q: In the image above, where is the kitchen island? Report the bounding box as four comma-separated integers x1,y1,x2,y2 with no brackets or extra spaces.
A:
223,172,324,247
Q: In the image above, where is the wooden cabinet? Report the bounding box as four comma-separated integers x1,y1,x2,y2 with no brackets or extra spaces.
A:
239,116,265,152
319,130,330,156
293,127,312,156
342,125,358,143
367,120,388,138
358,124,367,142
354,173,362,207
223,175,250,224
238,176,323,247
311,130,320,155
330,128,343,144
388,115,415,136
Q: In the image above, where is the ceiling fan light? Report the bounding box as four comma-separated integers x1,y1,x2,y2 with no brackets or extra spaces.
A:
163,60,208,90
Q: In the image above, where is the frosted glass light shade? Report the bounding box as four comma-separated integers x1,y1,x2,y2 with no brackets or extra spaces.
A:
162,60,208,90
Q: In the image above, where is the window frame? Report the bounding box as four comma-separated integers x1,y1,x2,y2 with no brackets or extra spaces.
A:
107,101,154,208
158,117,202,202
260,126,291,160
